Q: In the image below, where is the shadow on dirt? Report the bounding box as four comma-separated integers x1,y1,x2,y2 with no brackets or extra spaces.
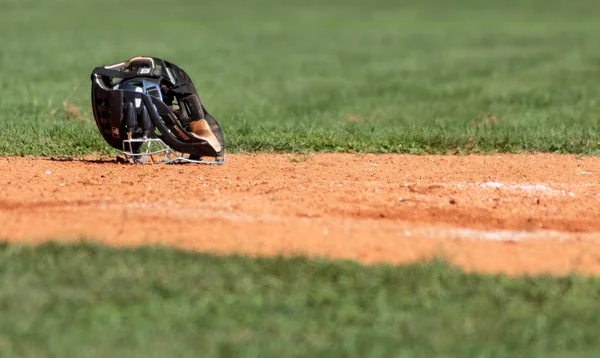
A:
44,157,128,165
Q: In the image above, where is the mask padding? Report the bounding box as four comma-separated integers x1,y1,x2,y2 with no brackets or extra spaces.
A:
179,94,204,119
140,106,151,138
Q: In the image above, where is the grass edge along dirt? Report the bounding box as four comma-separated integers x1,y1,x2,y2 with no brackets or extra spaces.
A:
1,241,600,357
2,118,600,157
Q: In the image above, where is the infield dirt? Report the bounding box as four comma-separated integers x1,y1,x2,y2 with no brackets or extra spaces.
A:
1,153,599,275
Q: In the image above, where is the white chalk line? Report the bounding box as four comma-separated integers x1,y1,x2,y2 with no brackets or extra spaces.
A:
400,227,599,242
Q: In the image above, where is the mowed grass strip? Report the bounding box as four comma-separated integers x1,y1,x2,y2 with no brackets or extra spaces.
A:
1,242,600,357
1,0,600,156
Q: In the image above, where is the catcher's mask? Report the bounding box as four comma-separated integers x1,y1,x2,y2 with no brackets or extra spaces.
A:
91,56,225,164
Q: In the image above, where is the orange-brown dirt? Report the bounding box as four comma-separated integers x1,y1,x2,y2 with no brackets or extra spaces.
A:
1,153,599,276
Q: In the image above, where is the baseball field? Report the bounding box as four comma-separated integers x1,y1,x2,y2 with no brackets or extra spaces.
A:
2,0,600,356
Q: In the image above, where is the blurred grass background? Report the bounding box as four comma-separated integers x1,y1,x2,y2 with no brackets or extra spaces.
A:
2,242,600,357
1,0,599,155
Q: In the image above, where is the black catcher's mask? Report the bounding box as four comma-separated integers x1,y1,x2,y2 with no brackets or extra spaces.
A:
91,56,225,164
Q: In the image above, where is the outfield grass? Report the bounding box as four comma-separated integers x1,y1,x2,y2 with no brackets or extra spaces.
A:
0,242,599,357
1,0,599,156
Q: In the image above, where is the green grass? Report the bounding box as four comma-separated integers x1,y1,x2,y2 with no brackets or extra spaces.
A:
1,0,600,156
1,242,600,357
